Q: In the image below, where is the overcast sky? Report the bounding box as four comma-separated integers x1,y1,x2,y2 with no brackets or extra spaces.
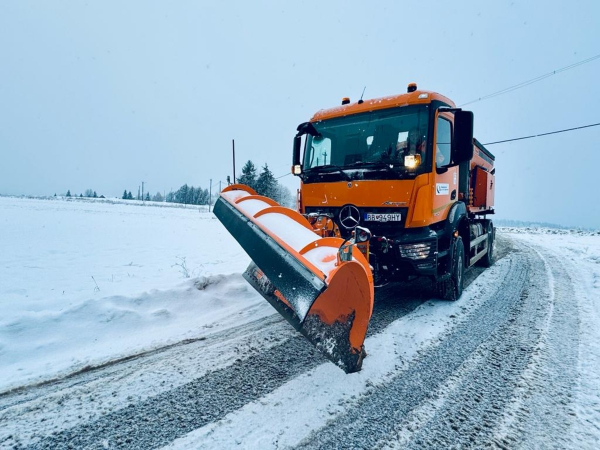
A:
1,1,599,228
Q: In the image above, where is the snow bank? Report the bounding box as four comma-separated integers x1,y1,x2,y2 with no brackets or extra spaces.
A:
0,196,272,392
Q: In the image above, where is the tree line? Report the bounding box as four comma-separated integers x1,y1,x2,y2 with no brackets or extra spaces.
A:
119,184,211,205
165,185,210,205
61,189,104,198
122,161,292,207
150,161,292,207
121,190,168,202
61,160,293,207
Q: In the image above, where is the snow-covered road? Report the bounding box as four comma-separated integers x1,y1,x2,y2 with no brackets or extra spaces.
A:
1,197,599,449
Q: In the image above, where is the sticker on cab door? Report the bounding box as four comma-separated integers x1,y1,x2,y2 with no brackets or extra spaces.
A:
436,183,449,195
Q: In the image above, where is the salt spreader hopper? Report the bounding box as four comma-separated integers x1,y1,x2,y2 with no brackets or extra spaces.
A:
214,184,374,373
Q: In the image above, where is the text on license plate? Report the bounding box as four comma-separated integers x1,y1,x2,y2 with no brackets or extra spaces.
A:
363,213,402,222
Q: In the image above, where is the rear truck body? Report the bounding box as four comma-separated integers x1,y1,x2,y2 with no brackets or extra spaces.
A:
215,83,495,372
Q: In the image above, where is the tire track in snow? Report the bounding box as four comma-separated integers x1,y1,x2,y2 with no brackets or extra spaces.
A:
387,245,559,449
296,237,580,450
490,240,580,449
0,314,290,449
295,247,532,449
23,336,326,450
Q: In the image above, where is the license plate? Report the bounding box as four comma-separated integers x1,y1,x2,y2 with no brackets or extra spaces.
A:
363,213,402,222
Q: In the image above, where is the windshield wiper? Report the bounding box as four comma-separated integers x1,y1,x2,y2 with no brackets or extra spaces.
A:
306,165,351,180
344,161,401,170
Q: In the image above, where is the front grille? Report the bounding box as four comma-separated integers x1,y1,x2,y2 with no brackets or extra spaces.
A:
304,206,408,237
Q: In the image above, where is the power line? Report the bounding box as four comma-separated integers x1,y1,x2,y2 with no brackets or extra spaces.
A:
268,54,599,176
459,53,600,107
484,122,600,146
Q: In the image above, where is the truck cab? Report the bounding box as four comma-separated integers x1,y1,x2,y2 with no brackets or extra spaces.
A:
292,84,495,298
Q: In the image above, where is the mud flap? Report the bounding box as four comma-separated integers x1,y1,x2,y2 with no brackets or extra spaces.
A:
214,184,374,373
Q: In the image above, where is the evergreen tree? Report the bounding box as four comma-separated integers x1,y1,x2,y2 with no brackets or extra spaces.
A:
186,186,195,205
175,184,189,204
66,190,71,197
256,164,277,199
80,193,83,198
237,160,258,190
152,192,164,202
127,191,133,200
145,192,150,201
200,188,209,205
122,190,128,199
93,191,98,198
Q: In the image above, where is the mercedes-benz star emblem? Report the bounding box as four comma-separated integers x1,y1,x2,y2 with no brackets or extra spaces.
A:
339,205,361,229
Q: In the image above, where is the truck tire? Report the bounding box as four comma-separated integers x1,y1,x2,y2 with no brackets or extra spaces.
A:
478,221,494,268
437,236,465,301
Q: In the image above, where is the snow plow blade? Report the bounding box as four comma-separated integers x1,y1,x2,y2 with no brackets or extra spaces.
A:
214,184,374,373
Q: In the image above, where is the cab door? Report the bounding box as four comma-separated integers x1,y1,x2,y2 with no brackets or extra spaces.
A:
431,113,458,222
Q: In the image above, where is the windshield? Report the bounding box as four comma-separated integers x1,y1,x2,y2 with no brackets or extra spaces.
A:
303,105,430,176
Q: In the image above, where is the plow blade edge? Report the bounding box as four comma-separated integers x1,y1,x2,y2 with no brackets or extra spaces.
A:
213,184,374,373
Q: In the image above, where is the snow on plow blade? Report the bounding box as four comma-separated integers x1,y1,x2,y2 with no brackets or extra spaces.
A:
214,184,374,373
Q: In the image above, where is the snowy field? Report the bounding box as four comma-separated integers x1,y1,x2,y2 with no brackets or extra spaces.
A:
1,196,599,448
1,196,598,394
0,195,273,392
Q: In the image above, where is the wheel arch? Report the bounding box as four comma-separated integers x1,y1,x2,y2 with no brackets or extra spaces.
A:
446,202,469,264
437,202,468,277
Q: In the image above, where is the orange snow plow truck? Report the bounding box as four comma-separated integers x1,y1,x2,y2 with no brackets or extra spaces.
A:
214,84,495,373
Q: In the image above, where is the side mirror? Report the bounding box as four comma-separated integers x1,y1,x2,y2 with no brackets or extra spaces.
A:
292,136,302,175
293,136,301,165
453,110,474,163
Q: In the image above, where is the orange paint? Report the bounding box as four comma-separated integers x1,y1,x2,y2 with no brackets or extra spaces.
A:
312,90,455,122
301,92,495,226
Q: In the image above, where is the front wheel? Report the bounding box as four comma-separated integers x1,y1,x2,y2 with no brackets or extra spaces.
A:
437,236,465,301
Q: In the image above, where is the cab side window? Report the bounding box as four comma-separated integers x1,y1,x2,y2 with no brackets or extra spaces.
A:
436,117,452,168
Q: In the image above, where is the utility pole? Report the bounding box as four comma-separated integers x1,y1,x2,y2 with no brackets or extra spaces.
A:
141,181,145,202
209,178,212,213
232,139,236,183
